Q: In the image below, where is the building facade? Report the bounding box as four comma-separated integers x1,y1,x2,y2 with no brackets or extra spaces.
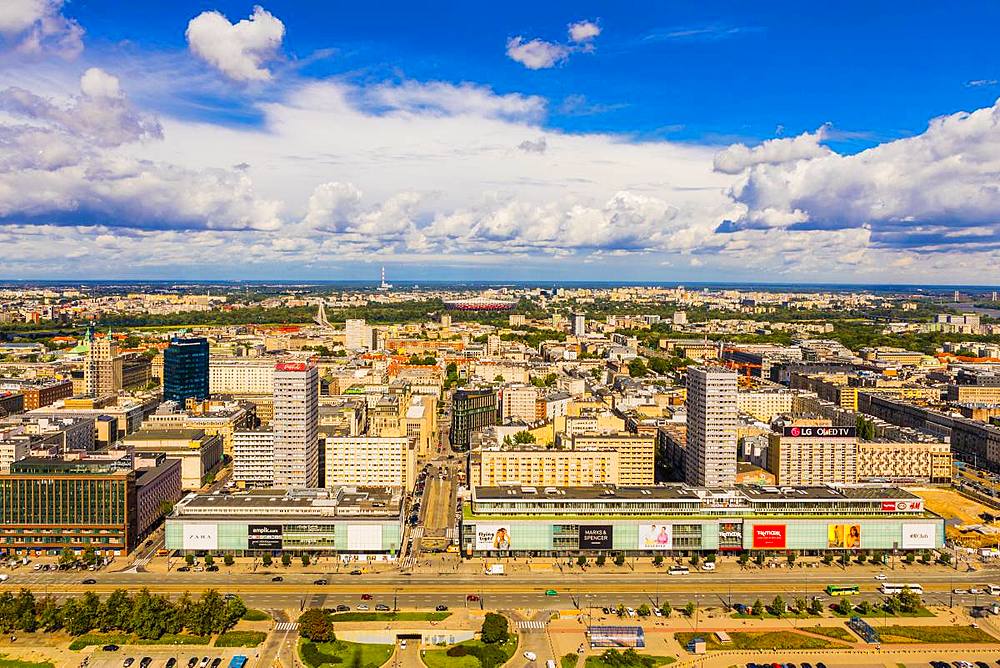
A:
767,425,858,486
272,361,319,488
684,366,738,487
451,388,498,450
163,338,209,405
232,428,275,488
324,436,415,489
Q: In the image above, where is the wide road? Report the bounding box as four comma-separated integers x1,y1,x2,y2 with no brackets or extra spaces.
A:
5,568,1000,610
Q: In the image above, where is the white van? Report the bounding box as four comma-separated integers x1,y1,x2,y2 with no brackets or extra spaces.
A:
523,652,537,662
702,562,716,571
546,660,556,668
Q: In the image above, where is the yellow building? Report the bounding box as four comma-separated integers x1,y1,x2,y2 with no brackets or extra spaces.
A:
570,433,655,485
857,440,952,483
476,447,618,487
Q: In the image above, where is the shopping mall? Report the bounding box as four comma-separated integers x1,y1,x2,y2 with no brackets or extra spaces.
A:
460,484,944,557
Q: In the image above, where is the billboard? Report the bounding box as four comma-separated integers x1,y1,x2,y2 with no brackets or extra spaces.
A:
718,521,743,550
182,524,218,551
751,524,786,549
248,524,283,550
782,425,856,438
827,524,861,549
475,524,512,551
579,525,613,550
901,523,936,549
638,524,673,550
881,500,923,512
346,524,383,551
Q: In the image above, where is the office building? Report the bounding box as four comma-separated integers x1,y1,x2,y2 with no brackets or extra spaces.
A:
121,428,224,490
163,337,209,406
209,358,275,395
572,313,586,337
85,331,122,397
684,366,738,487
324,436,415,489
272,361,319,488
232,428,275,488
451,387,498,450
767,425,858,485
345,319,373,351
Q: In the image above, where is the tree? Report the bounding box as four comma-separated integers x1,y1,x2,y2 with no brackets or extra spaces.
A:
595,555,606,567
637,604,650,617
738,553,749,567
628,359,648,378
938,552,952,565
919,551,931,565
793,597,807,615
59,547,76,567
754,553,765,566
512,431,536,444
99,589,133,633
299,609,335,642
301,554,310,567
883,594,902,615
481,612,509,644
751,599,765,617
576,555,587,567
855,552,867,565
896,587,923,613
822,553,834,565
684,602,696,618
839,553,850,567
808,597,823,615
652,555,663,567
204,554,214,568
689,553,700,567
769,595,785,618
834,597,853,616
857,600,874,615
787,551,797,566
613,554,625,567
185,554,195,567
659,602,671,617
281,553,292,567
705,553,716,564
82,547,97,566
223,555,234,567
262,555,273,567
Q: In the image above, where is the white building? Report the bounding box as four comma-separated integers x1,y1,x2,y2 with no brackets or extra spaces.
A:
210,358,274,395
684,366,738,487
0,436,29,473
345,319,373,351
572,313,586,337
501,385,538,423
272,361,319,488
232,428,275,488
324,436,415,490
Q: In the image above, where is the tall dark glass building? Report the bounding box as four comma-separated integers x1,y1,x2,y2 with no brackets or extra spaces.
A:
163,337,209,406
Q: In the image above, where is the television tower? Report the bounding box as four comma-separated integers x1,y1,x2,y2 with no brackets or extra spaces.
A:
378,266,392,291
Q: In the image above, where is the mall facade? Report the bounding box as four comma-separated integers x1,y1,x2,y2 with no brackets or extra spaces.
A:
460,484,944,557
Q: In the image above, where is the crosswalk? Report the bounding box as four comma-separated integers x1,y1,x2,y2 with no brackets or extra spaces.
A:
274,622,298,632
410,527,424,539
517,621,547,631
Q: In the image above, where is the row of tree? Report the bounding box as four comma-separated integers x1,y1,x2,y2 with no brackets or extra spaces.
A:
0,588,246,640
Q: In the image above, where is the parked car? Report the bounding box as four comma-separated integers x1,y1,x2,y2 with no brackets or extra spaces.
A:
375,604,390,611
122,659,134,668
139,658,152,668
187,658,197,668
336,604,350,612
82,578,96,584
102,645,120,652
314,579,328,585
166,659,177,668
350,569,363,575
435,604,449,611
357,604,369,611
271,576,283,582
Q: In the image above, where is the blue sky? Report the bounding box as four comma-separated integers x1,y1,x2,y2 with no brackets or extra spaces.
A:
1,1,1000,283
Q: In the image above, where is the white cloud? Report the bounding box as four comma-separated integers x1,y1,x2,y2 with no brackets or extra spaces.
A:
569,20,601,43
0,0,82,58
517,137,547,153
722,99,1000,253
713,126,832,174
80,67,122,99
505,36,569,70
186,5,285,82
364,80,546,122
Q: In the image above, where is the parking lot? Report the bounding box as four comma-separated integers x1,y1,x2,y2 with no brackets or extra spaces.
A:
85,648,252,668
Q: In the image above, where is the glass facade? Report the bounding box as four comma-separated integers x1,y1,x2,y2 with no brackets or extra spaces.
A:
451,389,497,450
163,337,209,406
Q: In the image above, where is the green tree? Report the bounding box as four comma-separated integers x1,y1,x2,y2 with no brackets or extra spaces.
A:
689,553,700,567
751,599,765,617
99,588,133,633
769,595,785,618
301,554,310,567
839,553,850,567
652,555,663,567
738,553,749,567
919,551,930,565
754,553,765,566
185,554,195,567
938,552,952,565
81,547,97,566
299,609,335,642
793,597,807,615
204,554,214,567
59,547,76,567
595,555,606,567
857,600,873,615
576,555,587,567
808,597,823,615
834,597,853,616
37,597,63,632
896,587,923,613
637,604,650,617
222,598,247,632
223,555,234,567
684,601,696,618
481,612,509,644
613,554,625,567
281,553,291,567
855,552,867,564
822,553,834,565
512,431,536,444
786,551,797,566
627,359,648,377
262,555,273,567
659,602,671,617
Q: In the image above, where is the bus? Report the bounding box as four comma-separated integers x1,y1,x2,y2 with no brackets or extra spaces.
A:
879,583,923,595
824,584,860,596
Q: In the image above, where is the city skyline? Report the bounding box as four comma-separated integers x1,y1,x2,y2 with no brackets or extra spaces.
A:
1,2,1000,283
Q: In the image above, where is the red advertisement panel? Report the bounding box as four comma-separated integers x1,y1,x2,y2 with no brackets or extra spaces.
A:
752,524,786,549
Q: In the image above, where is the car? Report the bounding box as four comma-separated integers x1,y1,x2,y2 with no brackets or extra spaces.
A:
102,645,120,652
271,576,283,582
166,659,177,668
400,640,407,649
970,587,983,594
435,604,449,611
177,566,190,572
199,657,210,668
954,662,974,668
801,664,812,668
874,573,887,580
224,593,236,601
601,607,610,614
361,593,373,600
350,569,363,575
193,566,204,572
976,662,991,668
524,652,537,662
466,594,480,602
746,664,756,668
375,604,390,611
210,659,221,668
815,663,827,668
206,565,219,572
652,608,662,617
357,604,369,611
82,578,96,584
545,589,558,596
314,579,328,585
139,658,152,668
187,658,197,668
336,604,350,612
123,659,135,668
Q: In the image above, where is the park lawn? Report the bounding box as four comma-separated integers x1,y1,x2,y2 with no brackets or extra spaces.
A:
877,625,997,644
803,626,857,642
214,631,267,647
0,656,55,668
299,639,394,668
422,635,519,668
241,609,270,621
731,611,817,620
833,607,935,618
327,612,451,622
584,655,675,668
69,633,210,650
675,631,845,652
561,654,579,668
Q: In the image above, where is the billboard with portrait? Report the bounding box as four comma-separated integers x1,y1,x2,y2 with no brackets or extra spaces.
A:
827,523,861,549
638,524,673,550
475,524,512,551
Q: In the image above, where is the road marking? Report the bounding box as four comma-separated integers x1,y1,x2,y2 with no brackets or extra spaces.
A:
275,622,299,631
517,620,546,630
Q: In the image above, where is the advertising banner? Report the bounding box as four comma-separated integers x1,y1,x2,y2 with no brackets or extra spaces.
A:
579,525,613,549
901,523,936,549
751,524,786,549
718,521,743,550
827,523,861,549
638,524,673,550
881,500,923,512
182,524,218,551
248,524,283,550
346,524,383,551
475,524,512,551
782,426,856,438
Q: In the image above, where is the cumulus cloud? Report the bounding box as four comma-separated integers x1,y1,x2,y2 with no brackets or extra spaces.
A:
713,126,832,174
186,5,285,81
569,20,601,43
0,0,83,58
364,80,546,122
721,99,1000,252
505,37,570,70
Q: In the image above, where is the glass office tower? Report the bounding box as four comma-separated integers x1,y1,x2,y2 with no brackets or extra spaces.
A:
163,337,210,406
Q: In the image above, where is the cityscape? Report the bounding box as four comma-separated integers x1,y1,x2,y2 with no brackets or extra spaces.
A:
3,3,1000,668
